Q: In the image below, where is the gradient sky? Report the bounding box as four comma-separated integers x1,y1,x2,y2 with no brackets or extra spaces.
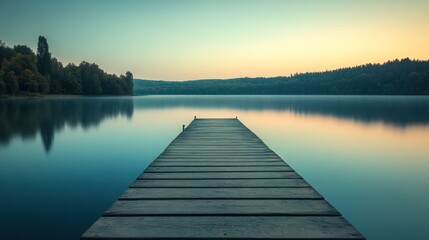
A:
1,0,428,80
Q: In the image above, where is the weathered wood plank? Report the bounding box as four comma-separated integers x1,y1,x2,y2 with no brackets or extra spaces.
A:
157,155,281,158
170,140,263,142
160,154,278,157
167,143,266,145
150,161,288,166
131,179,309,188
119,187,321,199
156,157,283,161
168,144,266,147
160,153,278,156
104,199,339,216
155,160,284,163
165,146,270,148
139,171,301,179
179,136,259,137
165,145,270,148
81,216,364,239
164,149,271,152
145,166,293,172
81,118,365,240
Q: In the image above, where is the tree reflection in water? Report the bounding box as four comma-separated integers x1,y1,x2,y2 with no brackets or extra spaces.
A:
0,97,133,152
1,95,429,152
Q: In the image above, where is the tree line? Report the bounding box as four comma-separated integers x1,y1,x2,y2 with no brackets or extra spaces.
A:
134,58,429,95
0,36,133,95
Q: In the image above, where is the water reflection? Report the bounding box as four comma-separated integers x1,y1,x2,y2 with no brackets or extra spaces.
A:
0,95,428,240
1,95,428,153
133,95,429,127
0,97,133,152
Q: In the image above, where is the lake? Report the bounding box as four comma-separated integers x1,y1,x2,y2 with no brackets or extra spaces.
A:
0,95,428,240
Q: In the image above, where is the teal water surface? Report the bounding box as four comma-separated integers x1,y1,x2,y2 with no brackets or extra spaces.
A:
0,95,428,239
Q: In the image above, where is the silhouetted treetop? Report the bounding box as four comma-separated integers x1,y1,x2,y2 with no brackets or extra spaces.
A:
0,37,133,95
37,36,52,76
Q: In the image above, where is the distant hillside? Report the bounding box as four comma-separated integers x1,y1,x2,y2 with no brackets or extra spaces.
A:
134,58,429,95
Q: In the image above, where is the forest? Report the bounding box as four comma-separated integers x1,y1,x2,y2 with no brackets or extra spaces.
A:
0,37,133,95
134,58,429,95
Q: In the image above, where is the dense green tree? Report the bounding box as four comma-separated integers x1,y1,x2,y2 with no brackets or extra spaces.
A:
13,45,33,55
19,69,38,92
36,36,52,76
101,76,123,95
125,71,133,94
9,51,48,93
35,73,49,93
0,40,15,63
0,79,6,94
50,58,63,93
3,71,19,94
80,62,102,95
11,53,37,74
0,37,133,96
63,63,82,94
88,73,102,95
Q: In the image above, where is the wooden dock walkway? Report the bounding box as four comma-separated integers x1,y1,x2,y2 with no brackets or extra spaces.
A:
82,118,364,239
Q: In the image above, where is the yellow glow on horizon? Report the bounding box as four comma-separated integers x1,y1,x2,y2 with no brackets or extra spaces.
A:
6,1,427,80
136,1,429,80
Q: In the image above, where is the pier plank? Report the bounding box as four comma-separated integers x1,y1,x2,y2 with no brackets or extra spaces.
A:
104,199,339,216
145,166,293,172
130,179,309,188
119,187,322,199
82,216,364,239
81,118,364,239
150,161,288,166
139,171,301,179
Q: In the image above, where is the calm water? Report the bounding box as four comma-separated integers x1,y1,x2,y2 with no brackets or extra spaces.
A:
0,95,428,239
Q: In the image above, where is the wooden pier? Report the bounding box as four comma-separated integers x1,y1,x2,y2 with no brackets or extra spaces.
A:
81,118,364,239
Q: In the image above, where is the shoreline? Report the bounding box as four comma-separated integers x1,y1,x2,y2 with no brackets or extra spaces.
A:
1,94,428,99
0,94,135,99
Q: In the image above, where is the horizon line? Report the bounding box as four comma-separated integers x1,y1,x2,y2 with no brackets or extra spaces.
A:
135,57,429,82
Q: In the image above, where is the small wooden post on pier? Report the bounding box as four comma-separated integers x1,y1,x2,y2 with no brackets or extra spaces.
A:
81,118,364,239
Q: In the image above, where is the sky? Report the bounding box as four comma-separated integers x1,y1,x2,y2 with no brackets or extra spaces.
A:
1,0,428,80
